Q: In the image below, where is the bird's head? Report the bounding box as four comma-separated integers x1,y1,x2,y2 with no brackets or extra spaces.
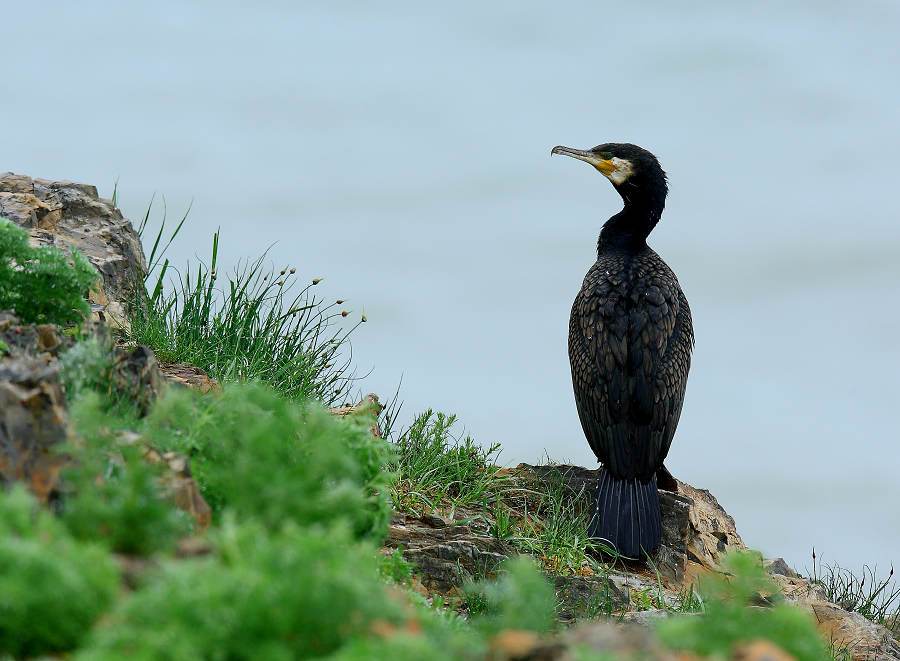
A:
551,143,667,205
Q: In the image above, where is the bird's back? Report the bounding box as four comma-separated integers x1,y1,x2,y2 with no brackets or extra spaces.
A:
568,245,693,480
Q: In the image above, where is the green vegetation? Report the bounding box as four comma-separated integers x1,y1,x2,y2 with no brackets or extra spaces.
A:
60,393,190,556
2,213,889,659
658,550,829,660
464,556,557,635
515,476,607,576
59,336,114,400
388,411,605,576
0,217,97,325
79,521,407,660
129,227,361,405
144,383,394,537
0,486,119,658
810,553,900,634
390,410,503,514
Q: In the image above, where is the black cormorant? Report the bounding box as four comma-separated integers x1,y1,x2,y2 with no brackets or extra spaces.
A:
551,143,694,559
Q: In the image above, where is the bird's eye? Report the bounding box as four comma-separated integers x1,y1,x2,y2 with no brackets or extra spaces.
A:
597,151,613,160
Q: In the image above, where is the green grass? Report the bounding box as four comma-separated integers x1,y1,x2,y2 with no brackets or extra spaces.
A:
390,419,609,577
129,205,363,405
513,475,607,576
389,410,504,515
810,551,900,632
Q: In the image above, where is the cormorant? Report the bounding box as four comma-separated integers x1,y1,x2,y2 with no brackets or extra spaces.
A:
551,143,693,559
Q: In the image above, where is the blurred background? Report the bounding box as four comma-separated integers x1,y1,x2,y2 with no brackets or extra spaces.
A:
4,1,898,574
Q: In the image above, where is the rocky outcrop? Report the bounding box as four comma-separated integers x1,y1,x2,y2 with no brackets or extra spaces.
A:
0,312,209,528
159,362,220,394
0,313,71,502
0,172,147,330
387,511,514,592
385,465,900,660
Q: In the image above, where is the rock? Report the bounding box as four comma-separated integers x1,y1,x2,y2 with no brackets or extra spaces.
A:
488,629,558,660
0,313,71,501
554,574,630,623
0,172,147,331
329,393,384,437
808,602,900,660
159,361,220,394
769,572,900,659
111,345,163,415
765,557,800,579
732,640,796,661
385,512,513,591
0,312,73,359
0,355,69,503
560,620,679,660
142,445,212,530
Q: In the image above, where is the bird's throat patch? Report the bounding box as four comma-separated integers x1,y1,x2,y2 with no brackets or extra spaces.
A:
605,157,634,185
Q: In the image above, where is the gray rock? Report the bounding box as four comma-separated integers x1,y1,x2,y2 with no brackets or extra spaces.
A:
765,557,799,578
386,512,512,591
1,172,147,330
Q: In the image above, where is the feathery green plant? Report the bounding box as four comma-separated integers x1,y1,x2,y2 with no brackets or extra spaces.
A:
79,520,405,660
657,550,829,660
390,409,503,515
0,486,119,658
59,393,190,556
144,383,394,538
464,556,558,636
0,217,97,325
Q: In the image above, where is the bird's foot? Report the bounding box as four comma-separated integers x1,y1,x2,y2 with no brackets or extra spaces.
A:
656,465,678,492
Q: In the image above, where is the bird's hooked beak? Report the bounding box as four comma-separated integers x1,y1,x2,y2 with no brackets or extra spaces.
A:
551,145,616,176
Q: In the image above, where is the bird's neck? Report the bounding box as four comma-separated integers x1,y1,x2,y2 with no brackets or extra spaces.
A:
598,191,665,253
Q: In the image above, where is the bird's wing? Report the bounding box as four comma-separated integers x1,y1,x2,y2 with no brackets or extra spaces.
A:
570,259,691,478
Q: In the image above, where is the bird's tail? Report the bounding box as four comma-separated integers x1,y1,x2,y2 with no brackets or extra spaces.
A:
588,468,661,559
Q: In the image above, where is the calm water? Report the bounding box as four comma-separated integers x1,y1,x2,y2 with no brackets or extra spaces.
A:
4,1,899,574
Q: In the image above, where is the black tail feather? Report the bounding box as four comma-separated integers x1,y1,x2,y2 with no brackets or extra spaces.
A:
588,469,661,559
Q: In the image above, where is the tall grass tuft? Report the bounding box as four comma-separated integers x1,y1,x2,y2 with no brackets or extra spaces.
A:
810,551,900,630
514,474,608,576
390,410,503,515
128,200,362,405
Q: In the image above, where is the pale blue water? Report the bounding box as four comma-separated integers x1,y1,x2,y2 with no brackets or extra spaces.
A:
4,1,899,575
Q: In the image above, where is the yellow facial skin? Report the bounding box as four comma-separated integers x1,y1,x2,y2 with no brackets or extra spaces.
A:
593,159,616,176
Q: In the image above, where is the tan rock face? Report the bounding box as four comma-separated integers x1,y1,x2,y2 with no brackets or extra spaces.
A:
807,601,900,660
159,362,220,394
0,172,147,331
0,315,72,501
0,359,69,502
